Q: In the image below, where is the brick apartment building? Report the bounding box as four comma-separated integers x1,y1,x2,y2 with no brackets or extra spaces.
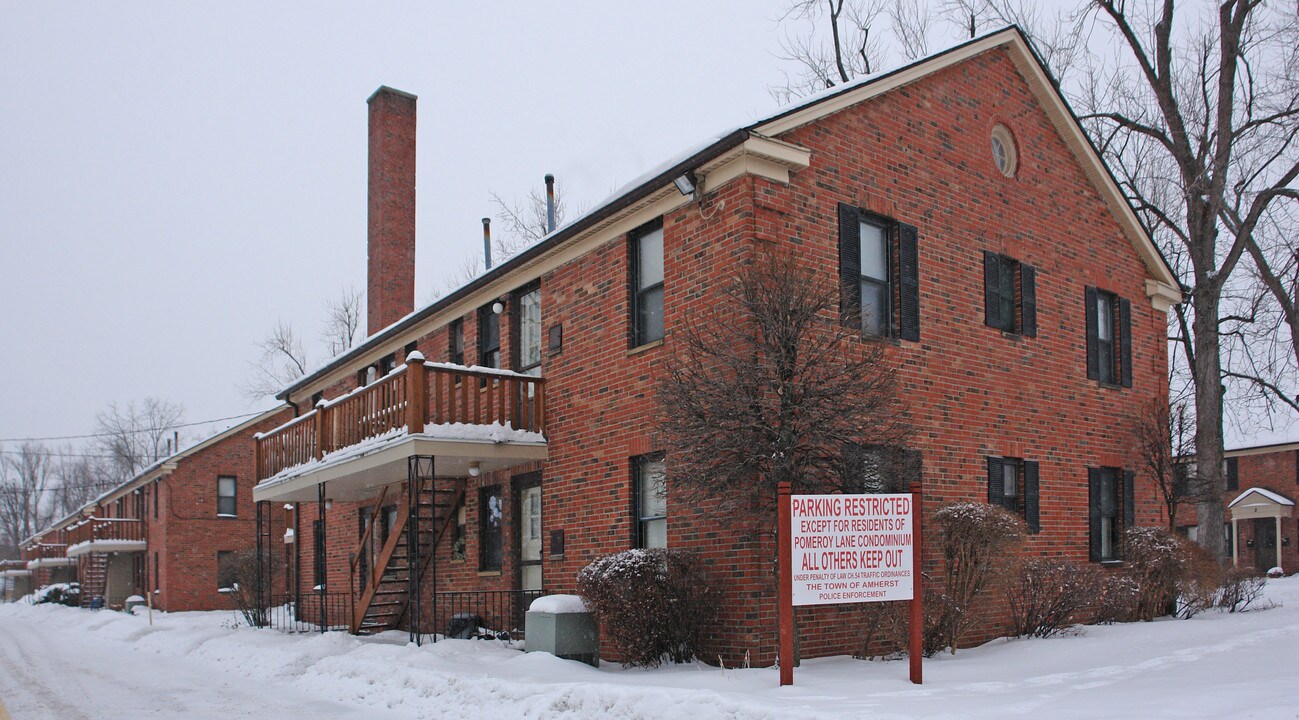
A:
8,408,289,610
1215,442,1298,575
250,27,1181,663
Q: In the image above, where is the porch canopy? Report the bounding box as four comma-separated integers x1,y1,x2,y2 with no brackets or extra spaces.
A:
1227,487,1294,569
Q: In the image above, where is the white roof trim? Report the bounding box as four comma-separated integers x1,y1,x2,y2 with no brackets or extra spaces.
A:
1229,487,1295,508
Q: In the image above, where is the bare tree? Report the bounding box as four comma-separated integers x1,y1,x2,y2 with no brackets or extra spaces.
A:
94,397,186,482
50,450,105,519
321,287,363,358
1074,0,1299,556
656,251,910,525
441,181,574,295
1132,398,1198,531
0,443,56,552
773,0,888,103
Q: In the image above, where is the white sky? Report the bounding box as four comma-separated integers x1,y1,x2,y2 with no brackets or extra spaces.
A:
1,2,1292,450
0,1,797,444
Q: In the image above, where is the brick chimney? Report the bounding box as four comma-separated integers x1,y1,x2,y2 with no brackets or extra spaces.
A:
366,86,417,336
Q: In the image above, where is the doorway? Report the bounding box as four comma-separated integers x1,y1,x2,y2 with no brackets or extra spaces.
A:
515,473,542,592
1253,518,1277,571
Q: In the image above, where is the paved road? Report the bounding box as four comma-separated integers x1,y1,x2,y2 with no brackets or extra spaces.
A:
0,612,371,720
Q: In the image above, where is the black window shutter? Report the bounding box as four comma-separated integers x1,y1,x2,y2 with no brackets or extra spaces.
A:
1088,468,1102,562
1119,297,1133,388
987,456,1005,507
1023,461,1040,533
1226,457,1239,491
1122,469,1136,529
983,252,1002,329
1085,286,1099,380
838,203,861,328
1021,264,1037,337
898,223,920,341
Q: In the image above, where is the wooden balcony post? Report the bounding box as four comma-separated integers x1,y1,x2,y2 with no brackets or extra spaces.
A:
406,351,427,434
314,401,328,459
253,435,263,482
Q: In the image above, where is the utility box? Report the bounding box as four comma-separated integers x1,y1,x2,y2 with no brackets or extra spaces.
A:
524,595,599,667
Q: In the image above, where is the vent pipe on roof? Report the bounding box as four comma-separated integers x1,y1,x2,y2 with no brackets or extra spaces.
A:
482,218,493,271
545,174,556,234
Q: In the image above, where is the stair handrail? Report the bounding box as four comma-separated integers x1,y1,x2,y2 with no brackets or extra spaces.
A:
350,499,411,634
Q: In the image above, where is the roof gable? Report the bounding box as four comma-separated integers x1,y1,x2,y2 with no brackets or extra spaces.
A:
751,27,1179,296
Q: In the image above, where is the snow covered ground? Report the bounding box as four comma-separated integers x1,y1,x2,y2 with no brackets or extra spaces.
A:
1,578,1297,719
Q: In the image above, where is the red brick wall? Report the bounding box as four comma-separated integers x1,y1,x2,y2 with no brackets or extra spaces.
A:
147,409,292,612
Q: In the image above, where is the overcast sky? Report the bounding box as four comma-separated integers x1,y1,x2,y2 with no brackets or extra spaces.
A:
0,1,803,445
2,2,1293,451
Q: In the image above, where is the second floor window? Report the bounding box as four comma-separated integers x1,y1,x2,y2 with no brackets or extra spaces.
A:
631,221,664,346
217,476,237,517
838,203,920,341
515,285,542,376
983,252,1037,336
1085,287,1132,387
479,305,501,370
449,319,464,366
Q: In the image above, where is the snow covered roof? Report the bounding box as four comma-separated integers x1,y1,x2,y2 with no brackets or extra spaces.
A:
279,26,1175,403
1229,487,1295,508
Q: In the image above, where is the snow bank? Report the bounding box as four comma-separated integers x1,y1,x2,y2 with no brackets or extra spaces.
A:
529,594,589,614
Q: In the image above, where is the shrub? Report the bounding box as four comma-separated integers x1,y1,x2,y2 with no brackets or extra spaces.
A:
1005,558,1102,638
221,549,268,627
1173,541,1222,619
933,502,1025,652
1093,571,1140,624
1216,568,1268,613
34,582,80,607
856,583,952,659
1122,526,1188,620
577,549,718,668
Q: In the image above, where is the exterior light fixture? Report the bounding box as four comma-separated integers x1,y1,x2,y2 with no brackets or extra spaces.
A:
324,498,334,510
673,171,697,197
492,301,505,315
468,461,481,477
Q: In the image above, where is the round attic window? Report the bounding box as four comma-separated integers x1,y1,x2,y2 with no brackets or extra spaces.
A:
990,125,1017,177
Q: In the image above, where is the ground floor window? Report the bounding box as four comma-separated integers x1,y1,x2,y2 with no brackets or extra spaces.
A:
217,551,236,591
1089,467,1133,562
633,454,667,548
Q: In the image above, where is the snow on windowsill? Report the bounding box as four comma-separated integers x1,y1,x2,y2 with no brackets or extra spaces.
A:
217,514,238,519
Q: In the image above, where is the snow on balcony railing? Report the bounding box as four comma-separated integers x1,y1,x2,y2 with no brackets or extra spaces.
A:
65,517,146,556
254,354,546,481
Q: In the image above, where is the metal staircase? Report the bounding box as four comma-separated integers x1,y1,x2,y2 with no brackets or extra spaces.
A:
79,553,108,609
351,457,461,637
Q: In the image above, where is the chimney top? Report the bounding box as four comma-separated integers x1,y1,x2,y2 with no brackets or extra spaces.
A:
367,85,418,104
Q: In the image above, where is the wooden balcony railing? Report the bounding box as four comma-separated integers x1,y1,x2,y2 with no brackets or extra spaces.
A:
255,355,547,481
67,517,145,548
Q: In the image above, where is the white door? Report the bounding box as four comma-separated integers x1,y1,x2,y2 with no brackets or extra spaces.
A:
519,485,542,591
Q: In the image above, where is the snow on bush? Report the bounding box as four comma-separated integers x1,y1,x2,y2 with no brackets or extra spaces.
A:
932,502,1025,652
577,549,717,668
1005,558,1101,638
1122,526,1221,620
34,582,80,607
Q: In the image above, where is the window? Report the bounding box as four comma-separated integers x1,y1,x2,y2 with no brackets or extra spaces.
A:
988,457,1040,532
840,444,921,494
217,551,236,591
478,305,501,370
153,553,159,593
452,503,466,561
983,252,1037,336
634,455,667,548
1089,467,1134,562
990,125,1018,177
631,220,664,346
1225,457,1239,491
1085,287,1132,387
515,284,542,376
152,479,159,519
449,319,464,366
378,353,396,376
478,485,503,571
217,476,237,517
838,203,919,340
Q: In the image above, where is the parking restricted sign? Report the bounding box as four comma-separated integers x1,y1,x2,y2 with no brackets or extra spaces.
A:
789,493,914,606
